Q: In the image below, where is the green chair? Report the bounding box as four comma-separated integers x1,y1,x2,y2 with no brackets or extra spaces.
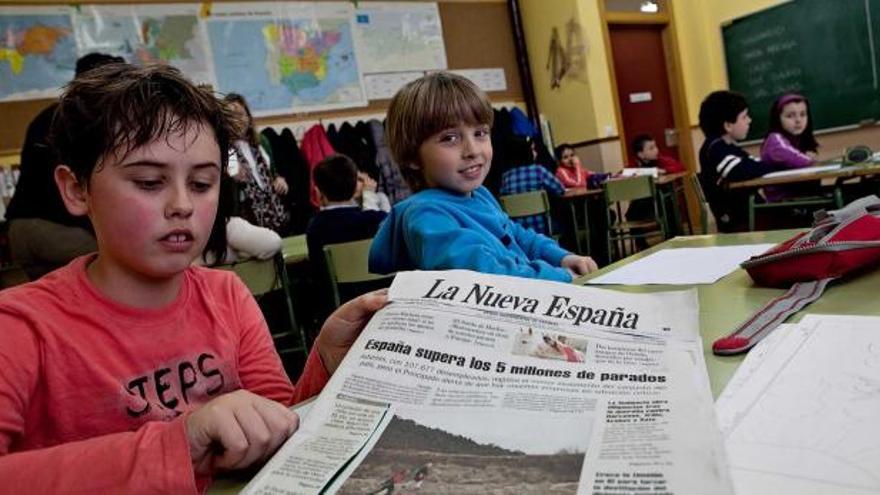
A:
687,174,712,235
747,190,842,231
499,190,560,239
221,253,309,366
604,175,665,261
0,264,29,290
324,238,395,309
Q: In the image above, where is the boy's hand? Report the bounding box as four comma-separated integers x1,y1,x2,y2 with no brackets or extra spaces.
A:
186,390,299,476
561,254,599,277
316,289,389,375
273,176,289,195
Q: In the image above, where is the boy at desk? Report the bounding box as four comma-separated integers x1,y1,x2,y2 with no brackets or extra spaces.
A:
368,72,598,282
0,64,386,494
698,90,780,232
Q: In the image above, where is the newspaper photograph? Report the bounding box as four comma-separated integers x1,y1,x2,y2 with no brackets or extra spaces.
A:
242,270,731,495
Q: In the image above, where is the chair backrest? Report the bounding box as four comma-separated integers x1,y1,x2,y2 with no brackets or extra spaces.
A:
219,254,309,366
499,190,554,236
499,190,551,218
687,174,711,234
224,257,278,296
0,264,29,290
604,175,654,203
324,238,395,307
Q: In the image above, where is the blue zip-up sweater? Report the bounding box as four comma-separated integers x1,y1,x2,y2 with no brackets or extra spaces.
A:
368,186,572,282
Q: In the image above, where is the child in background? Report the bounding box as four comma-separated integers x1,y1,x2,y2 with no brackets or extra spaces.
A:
368,72,597,282
499,136,565,235
307,155,388,318
224,93,290,234
698,90,780,232
760,93,820,201
554,143,590,189
626,134,686,245
356,170,392,212
630,134,685,173
0,64,386,493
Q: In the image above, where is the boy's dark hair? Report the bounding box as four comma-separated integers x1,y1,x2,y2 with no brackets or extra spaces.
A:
51,63,237,264
699,90,749,137
506,136,535,169
554,143,574,161
314,154,358,202
74,53,125,77
386,72,494,191
766,93,818,152
631,134,655,154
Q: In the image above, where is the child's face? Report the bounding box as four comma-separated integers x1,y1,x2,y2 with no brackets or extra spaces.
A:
779,101,808,136
560,148,581,168
415,123,492,195
84,123,222,280
637,140,659,161
724,109,752,141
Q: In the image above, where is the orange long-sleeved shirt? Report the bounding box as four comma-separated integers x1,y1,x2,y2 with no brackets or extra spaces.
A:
0,256,328,494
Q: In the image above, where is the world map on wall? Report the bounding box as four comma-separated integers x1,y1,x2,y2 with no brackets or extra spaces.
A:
0,15,77,101
208,15,365,115
0,2,458,115
74,6,214,85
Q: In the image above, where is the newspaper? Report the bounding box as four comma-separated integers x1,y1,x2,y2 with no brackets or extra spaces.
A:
242,270,732,495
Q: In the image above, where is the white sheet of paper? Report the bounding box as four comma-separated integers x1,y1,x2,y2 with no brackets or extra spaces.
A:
762,163,841,178
586,244,775,285
723,315,880,495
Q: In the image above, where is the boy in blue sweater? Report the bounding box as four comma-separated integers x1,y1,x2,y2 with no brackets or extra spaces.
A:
368,72,597,282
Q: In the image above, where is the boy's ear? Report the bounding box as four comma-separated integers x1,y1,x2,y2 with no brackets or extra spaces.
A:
722,121,734,135
54,165,90,217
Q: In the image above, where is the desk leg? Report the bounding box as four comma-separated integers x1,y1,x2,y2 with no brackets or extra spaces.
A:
581,198,591,255
748,193,757,231
567,201,583,255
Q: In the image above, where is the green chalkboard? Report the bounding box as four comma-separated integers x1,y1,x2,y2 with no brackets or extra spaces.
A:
723,0,880,140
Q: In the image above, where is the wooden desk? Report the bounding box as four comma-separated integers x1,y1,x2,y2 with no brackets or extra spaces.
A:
575,229,880,397
728,161,880,189
281,234,308,265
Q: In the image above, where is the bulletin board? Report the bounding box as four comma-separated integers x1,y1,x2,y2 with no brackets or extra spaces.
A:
0,0,524,154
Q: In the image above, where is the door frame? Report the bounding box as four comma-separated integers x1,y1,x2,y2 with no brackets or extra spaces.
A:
598,2,701,230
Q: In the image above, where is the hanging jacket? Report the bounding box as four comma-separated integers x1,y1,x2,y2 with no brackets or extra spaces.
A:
368,119,411,204
300,125,336,208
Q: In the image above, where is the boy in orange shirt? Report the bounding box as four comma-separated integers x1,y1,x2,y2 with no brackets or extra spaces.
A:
0,64,384,494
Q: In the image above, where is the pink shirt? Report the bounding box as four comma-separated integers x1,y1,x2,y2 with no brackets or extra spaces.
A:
0,256,328,494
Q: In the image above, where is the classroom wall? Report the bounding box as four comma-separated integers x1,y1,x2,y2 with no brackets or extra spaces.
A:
520,0,880,172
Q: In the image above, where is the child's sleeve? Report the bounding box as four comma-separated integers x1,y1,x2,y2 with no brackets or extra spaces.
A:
760,133,814,169
541,167,566,196
506,218,571,268
404,205,572,282
658,155,686,173
232,275,327,407
709,141,778,183
0,314,199,494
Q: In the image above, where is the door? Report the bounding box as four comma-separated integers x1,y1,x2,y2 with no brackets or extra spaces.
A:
608,24,679,163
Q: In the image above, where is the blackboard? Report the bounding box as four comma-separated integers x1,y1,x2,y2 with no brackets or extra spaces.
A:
723,0,880,139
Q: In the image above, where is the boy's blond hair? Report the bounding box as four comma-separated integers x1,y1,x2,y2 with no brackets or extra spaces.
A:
385,72,494,191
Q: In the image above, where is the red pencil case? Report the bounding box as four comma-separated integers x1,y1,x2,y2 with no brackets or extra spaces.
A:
712,195,880,355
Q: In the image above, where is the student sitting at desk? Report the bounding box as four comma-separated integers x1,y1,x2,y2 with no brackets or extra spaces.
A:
760,93,822,201
368,72,598,282
698,90,781,232
499,136,566,236
307,154,388,319
554,143,590,189
0,64,387,494
629,134,685,174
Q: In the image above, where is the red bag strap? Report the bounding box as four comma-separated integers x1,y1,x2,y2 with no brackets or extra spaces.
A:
712,278,835,355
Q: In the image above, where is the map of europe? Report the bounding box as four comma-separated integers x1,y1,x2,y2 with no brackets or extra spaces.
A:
208,16,365,115
0,15,77,101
